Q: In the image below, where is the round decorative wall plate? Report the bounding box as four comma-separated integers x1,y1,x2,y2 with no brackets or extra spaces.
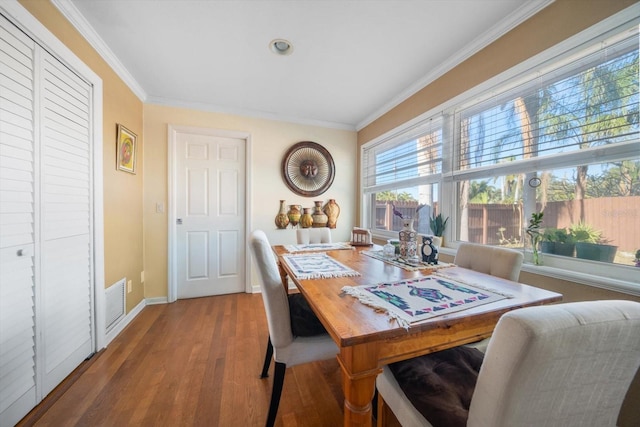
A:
282,141,335,197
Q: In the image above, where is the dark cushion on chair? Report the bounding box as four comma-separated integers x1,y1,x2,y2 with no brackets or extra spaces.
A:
388,346,484,427
288,293,327,337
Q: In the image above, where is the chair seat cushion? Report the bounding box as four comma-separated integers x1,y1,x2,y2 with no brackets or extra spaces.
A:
388,346,484,427
288,293,327,337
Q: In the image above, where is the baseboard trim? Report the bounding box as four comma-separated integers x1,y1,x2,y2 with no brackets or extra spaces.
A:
104,298,146,346
146,296,169,305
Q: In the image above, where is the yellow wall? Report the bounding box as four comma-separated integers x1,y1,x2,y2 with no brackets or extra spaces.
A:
143,104,357,299
19,0,145,312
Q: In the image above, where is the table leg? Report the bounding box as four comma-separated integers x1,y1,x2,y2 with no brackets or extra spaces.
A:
276,260,289,293
338,346,382,427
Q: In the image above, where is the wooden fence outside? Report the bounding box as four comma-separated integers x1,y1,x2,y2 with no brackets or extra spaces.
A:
376,197,639,253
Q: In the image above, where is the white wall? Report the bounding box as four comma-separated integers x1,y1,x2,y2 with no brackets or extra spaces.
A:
143,103,357,298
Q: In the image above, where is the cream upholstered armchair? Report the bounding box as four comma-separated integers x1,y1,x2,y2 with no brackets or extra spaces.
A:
454,242,523,282
296,227,332,244
250,230,338,427
376,300,640,427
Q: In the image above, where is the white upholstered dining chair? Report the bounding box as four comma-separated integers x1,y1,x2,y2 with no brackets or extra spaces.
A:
454,242,523,282
296,227,332,244
259,227,333,379
376,300,640,427
250,230,338,427
454,242,524,352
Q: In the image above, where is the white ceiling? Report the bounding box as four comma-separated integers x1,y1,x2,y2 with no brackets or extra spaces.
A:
55,0,552,130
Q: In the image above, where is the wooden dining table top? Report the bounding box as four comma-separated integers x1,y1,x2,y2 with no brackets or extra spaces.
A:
274,244,562,351
272,243,563,426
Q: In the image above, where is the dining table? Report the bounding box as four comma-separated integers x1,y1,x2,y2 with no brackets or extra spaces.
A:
272,243,562,427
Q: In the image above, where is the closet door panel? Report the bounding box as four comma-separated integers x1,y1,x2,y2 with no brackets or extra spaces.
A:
0,14,36,427
39,50,93,396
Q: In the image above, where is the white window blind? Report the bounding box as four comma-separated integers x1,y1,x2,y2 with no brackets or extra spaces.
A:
455,30,639,173
363,118,443,194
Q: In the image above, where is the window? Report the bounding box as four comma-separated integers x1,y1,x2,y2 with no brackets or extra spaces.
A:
362,119,443,237
452,24,639,269
361,10,640,287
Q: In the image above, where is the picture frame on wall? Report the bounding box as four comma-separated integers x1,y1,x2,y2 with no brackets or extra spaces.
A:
116,123,137,174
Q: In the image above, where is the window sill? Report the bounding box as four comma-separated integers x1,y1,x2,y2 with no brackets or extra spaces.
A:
519,262,640,297
441,246,639,297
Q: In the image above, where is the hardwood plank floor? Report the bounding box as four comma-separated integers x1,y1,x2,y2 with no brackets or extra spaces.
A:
18,294,345,427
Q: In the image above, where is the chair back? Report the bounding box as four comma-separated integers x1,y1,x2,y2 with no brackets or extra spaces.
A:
454,242,523,281
250,230,293,348
468,300,640,427
296,228,332,244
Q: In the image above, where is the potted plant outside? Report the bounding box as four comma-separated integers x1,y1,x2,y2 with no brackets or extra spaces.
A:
541,228,575,257
526,212,544,265
571,222,617,263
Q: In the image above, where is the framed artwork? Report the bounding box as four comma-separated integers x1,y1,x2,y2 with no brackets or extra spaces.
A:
116,124,137,174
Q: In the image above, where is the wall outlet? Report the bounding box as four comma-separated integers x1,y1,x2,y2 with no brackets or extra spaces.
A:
156,202,164,213
127,280,132,293
140,271,145,283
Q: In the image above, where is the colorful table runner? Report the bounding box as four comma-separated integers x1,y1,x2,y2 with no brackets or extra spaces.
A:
362,250,454,271
284,242,354,253
282,253,361,280
342,275,508,328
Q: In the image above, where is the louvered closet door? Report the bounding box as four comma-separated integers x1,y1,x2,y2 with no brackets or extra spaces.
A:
39,49,93,396
0,16,37,427
0,14,94,426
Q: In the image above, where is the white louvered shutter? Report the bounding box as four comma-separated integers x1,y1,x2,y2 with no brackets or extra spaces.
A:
0,15,37,427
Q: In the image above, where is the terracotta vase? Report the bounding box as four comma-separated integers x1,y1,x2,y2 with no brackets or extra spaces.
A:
399,218,418,260
311,201,328,228
323,199,340,229
299,208,313,228
287,204,301,227
274,200,289,229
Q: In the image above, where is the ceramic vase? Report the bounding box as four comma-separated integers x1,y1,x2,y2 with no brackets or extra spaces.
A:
299,208,313,228
399,218,418,260
287,204,301,227
311,201,328,228
275,200,290,229
323,199,340,229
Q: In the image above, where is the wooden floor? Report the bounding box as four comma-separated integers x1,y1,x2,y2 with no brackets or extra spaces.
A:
19,294,345,427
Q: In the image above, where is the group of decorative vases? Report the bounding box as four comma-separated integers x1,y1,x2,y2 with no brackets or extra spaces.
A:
275,199,340,229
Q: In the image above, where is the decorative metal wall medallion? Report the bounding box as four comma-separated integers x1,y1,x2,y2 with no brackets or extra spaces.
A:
282,141,335,197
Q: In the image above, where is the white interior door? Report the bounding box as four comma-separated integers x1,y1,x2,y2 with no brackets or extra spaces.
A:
174,129,246,298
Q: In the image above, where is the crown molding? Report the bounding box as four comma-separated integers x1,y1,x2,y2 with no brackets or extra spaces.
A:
146,95,356,131
355,0,555,131
51,0,147,102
